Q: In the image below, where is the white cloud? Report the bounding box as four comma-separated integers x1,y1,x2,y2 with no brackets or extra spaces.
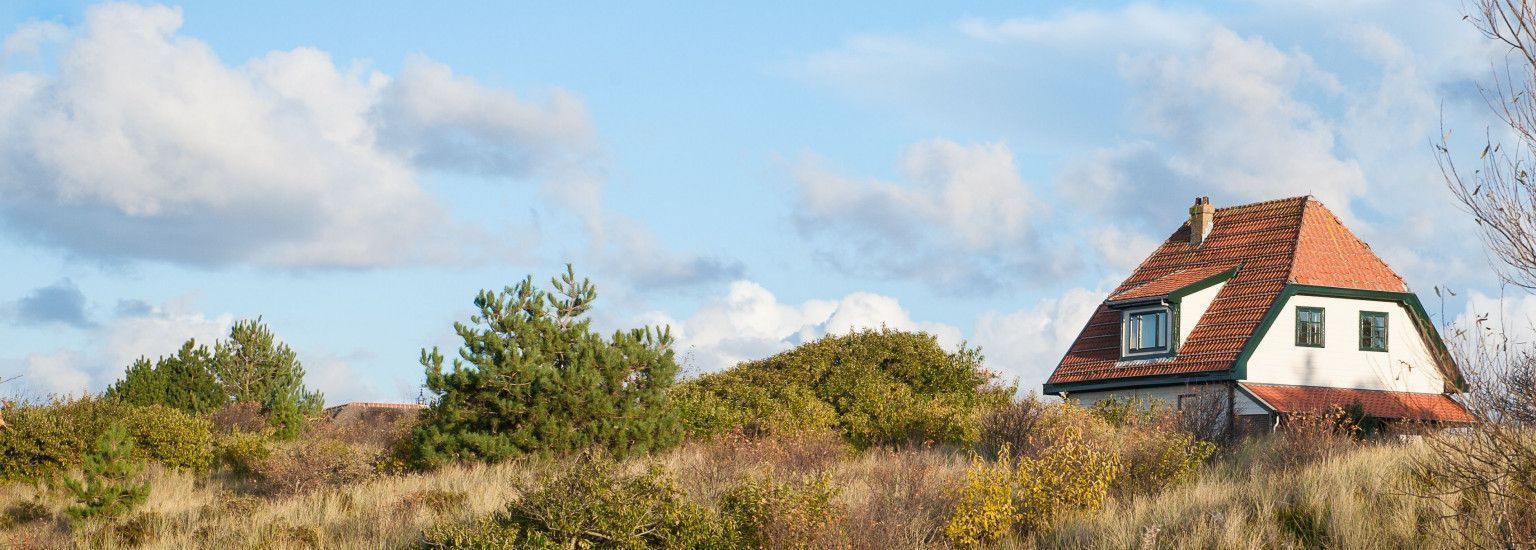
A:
654,280,961,374
104,297,233,373
22,351,91,397
792,139,1062,291
972,287,1103,391
2,21,66,57
956,4,1215,51
0,3,593,268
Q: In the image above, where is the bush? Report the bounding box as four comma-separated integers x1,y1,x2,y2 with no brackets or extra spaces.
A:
122,404,214,471
718,473,844,549
209,402,267,435
1112,429,1215,498
945,452,1018,547
0,397,213,480
978,395,1045,459
461,452,726,548
213,431,270,476
675,328,1014,449
249,438,379,496
420,516,520,549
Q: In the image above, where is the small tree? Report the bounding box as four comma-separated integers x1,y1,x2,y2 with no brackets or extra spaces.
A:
410,266,681,467
106,340,225,415
61,425,148,520
213,319,324,438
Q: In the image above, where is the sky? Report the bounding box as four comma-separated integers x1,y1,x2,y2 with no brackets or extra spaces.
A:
0,0,1529,404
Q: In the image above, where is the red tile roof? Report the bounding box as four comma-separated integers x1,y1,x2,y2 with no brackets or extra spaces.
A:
1240,383,1474,423
1110,264,1237,301
1048,197,1411,386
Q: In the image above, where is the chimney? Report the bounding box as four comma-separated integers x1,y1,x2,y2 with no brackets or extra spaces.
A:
1189,196,1214,246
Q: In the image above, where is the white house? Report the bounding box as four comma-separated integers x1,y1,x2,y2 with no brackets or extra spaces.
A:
1043,196,1472,429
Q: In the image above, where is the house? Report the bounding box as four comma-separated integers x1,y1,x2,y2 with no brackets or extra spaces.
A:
1042,196,1473,430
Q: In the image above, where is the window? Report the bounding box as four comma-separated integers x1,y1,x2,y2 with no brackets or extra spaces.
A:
1176,393,1199,412
1295,307,1325,347
1360,311,1388,351
1124,307,1170,355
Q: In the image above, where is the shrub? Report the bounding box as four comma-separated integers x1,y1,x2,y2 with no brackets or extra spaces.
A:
675,328,1014,449
497,452,726,548
250,437,379,496
121,404,214,471
1013,425,1120,534
209,401,267,435
718,473,844,548
945,452,1018,547
213,431,270,476
61,425,149,520
0,397,213,480
106,340,225,415
978,395,1045,459
411,266,682,467
420,516,520,549
1112,429,1215,498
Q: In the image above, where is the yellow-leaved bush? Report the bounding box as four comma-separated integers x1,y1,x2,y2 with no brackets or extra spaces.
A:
944,451,1018,547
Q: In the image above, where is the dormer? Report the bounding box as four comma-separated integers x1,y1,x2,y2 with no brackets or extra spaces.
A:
1105,264,1238,360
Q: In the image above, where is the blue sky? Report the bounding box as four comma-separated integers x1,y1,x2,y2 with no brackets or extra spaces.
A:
0,1,1523,403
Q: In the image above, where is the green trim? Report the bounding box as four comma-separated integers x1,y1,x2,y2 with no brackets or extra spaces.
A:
1232,284,1467,391
1043,371,1237,395
1359,311,1388,352
1295,306,1326,348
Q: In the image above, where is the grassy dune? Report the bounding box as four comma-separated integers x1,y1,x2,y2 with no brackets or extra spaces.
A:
0,434,1453,549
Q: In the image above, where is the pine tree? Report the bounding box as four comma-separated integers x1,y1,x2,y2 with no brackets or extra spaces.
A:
62,425,149,520
106,340,225,415
411,265,681,467
213,319,324,438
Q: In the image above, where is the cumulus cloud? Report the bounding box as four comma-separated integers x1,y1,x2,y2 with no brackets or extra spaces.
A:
8,278,93,328
650,280,961,374
21,351,91,397
0,3,593,268
971,287,1103,391
792,139,1063,291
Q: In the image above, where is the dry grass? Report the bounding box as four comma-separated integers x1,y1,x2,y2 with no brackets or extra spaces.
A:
0,432,1474,549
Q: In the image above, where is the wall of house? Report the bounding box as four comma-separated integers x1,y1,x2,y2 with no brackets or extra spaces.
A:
1242,294,1446,393
1065,382,1267,417
1177,281,1226,345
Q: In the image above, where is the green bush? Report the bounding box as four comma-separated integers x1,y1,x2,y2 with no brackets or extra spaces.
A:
420,516,520,549
719,473,844,549
0,397,213,480
674,328,1013,448
122,404,214,471
213,431,270,476
1113,429,1215,498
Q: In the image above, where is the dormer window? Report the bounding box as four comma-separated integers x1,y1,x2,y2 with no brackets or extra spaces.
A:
1123,306,1171,357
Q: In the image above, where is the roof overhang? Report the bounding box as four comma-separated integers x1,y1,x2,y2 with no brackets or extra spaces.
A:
1104,265,1240,307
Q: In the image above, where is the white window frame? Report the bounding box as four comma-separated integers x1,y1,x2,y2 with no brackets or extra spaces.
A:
1121,305,1172,358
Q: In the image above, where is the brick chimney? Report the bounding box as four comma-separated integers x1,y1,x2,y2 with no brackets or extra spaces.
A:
1189,196,1214,246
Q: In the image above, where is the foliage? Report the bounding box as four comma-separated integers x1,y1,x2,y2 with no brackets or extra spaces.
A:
1113,429,1215,498
410,266,681,467
103,319,323,439
434,452,728,548
977,395,1044,459
212,319,325,438
0,397,213,480
945,451,1017,547
60,425,149,520
105,340,225,415
213,431,270,476
718,473,844,549
1087,395,1162,428
674,328,1013,448
1013,423,1120,533
249,437,379,495
420,516,520,549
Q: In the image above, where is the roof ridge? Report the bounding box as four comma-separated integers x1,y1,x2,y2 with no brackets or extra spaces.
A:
1213,195,1311,213
1281,197,1310,285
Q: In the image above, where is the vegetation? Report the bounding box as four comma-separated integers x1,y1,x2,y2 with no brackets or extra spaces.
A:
59,425,149,521
410,266,682,467
104,319,323,438
672,328,1013,448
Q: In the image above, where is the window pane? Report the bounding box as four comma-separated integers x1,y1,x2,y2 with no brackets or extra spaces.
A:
1127,309,1169,353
